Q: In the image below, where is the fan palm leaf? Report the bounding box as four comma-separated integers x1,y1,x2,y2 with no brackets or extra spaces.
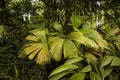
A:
68,31,99,50
19,30,50,64
87,31,108,49
79,23,109,50
63,39,78,58
49,37,65,61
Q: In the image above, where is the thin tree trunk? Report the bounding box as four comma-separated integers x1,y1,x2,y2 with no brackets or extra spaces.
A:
63,0,73,34
0,0,8,25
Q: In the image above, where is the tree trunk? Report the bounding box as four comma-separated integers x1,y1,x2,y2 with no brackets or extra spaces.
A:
63,0,74,34
0,0,8,25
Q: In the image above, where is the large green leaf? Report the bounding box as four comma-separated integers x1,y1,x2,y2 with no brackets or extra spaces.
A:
80,65,92,73
79,24,95,35
19,43,42,58
64,57,83,65
85,53,97,63
30,29,47,42
100,56,113,68
63,39,78,58
49,64,78,78
99,67,113,79
70,14,83,28
102,68,113,79
68,32,86,45
68,31,99,50
84,37,99,50
19,30,50,64
70,73,86,80
35,44,50,64
90,72,102,80
28,46,42,60
49,36,81,61
26,34,39,42
49,37,65,61
105,24,119,39
88,31,109,49
49,71,74,80
110,57,120,66
80,25,110,50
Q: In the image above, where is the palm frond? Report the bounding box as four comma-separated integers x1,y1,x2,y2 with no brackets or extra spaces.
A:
63,39,78,58
49,37,65,61
88,31,108,49
19,30,50,64
85,52,98,63
35,43,50,64
105,24,119,39
70,14,83,28
68,31,99,50
68,32,86,45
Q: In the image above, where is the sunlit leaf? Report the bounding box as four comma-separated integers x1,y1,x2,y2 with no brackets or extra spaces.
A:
85,53,97,63
28,47,41,60
49,37,65,61
35,44,50,64
49,71,74,80
105,24,119,39
64,57,83,65
19,30,50,65
70,73,86,80
88,31,108,49
29,29,47,42
68,32,86,45
19,43,42,58
100,56,113,68
49,64,78,78
63,39,78,58
103,68,113,79
110,57,120,66
84,37,99,50
68,31,99,50
80,65,92,73
25,35,39,41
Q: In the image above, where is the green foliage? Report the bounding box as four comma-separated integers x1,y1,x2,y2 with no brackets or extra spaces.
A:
64,57,83,65
1,0,120,80
19,30,50,64
90,72,102,80
49,55,120,80
104,24,120,51
48,57,84,80
70,73,86,80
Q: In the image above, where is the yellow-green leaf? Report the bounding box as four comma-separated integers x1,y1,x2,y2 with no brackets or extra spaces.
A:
70,73,86,80
85,53,97,63
100,56,113,68
64,57,83,65
63,39,78,58
49,64,78,78
35,44,50,64
49,71,74,80
49,37,65,61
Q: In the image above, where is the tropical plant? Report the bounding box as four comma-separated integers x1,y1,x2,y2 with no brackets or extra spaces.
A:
104,24,120,54
49,55,120,80
48,15,120,80
19,14,110,65
1,0,120,80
